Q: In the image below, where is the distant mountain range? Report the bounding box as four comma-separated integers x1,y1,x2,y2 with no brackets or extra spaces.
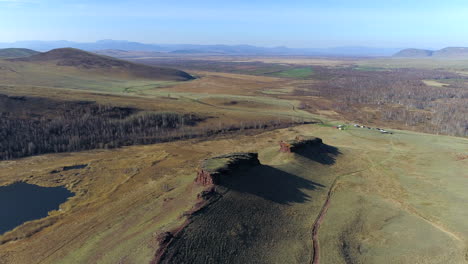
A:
5,40,467,58
393,47,468,58
0,40,401,56
93,49,163,59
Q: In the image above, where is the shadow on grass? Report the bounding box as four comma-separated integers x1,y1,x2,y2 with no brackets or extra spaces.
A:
157,144,342,263
219,165,321,205
218,144,341,205
294,143,341,165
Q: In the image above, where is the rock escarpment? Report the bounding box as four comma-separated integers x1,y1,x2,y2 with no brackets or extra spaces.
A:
195,152,260,186
153,153,260,263
279,136,323,153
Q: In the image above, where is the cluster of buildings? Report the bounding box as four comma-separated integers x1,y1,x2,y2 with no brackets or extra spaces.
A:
332,124,393,134
354,124,393,134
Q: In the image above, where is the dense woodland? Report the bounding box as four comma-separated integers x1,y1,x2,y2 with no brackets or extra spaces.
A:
0,95,204,160
294,67,468,136
0,95,300,160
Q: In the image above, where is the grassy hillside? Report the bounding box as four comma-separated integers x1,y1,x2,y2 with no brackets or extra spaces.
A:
433,47,468,58
0,124,466,263
0,54,466,263
158,126,468,264
11,48,194,81
0,48,39,58
0,48,196,94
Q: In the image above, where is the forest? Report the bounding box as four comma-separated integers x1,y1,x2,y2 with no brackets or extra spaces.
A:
0,95,301,160
0,95,204,160
296,67,468,136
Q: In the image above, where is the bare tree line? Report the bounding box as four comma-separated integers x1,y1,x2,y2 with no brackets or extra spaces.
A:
0,95,303,160
296,67,467,136
0,108,201,160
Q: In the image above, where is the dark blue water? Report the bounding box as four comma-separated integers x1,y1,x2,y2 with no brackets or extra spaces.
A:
0,182,73,235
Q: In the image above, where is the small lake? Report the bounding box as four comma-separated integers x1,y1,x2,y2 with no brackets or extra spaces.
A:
0,182,73,235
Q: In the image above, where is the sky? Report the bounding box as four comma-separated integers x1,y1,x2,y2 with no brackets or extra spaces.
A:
1,0,468,48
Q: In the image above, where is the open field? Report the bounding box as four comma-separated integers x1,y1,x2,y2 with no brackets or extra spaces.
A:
132,55,353,66
0,69,318,126
0,124,466,263
269,67,314,78
357,58,468,71
0,60,181,94
134,55,467,136
422,79,450,87
0,52,467,263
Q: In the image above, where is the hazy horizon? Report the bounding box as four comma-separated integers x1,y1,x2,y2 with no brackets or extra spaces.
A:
1,0,468,49
0,39,409,50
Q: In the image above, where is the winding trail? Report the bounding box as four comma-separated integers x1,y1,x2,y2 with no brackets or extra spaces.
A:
310,131,400,264
311,178,337,264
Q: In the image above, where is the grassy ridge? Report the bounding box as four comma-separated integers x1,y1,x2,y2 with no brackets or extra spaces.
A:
0,48,196,98
0,60,174,93
0,48,39,58
12,48,194,81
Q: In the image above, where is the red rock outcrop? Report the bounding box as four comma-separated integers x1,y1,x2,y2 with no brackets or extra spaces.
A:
279,141,293,153
195,152,260,186
279,136,323,153
195,169,215,186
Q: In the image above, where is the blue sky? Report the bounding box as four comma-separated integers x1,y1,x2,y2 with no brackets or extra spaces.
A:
1,0,468,48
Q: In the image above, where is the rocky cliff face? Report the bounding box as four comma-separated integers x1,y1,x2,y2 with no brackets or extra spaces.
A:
279,136,323,153
153,153,260,264
195,171,213,186
195,152,260,186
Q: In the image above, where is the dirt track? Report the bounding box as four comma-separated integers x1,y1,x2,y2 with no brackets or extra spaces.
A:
311,180,336,264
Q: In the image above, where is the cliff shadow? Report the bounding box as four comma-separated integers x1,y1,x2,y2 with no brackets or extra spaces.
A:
218,165,325,205
294,143,341,165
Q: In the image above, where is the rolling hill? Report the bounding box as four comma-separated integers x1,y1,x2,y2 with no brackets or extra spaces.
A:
0,48,39,58
394,47,468,58
393,48,433,58
11,48,194,81
433,47,468,58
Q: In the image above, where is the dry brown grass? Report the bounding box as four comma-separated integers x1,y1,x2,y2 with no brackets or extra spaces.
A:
1,55,467,264
422,80,450,87
1,122,467,263
229,57,353,66
160,70,287,96
0,124,305,263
